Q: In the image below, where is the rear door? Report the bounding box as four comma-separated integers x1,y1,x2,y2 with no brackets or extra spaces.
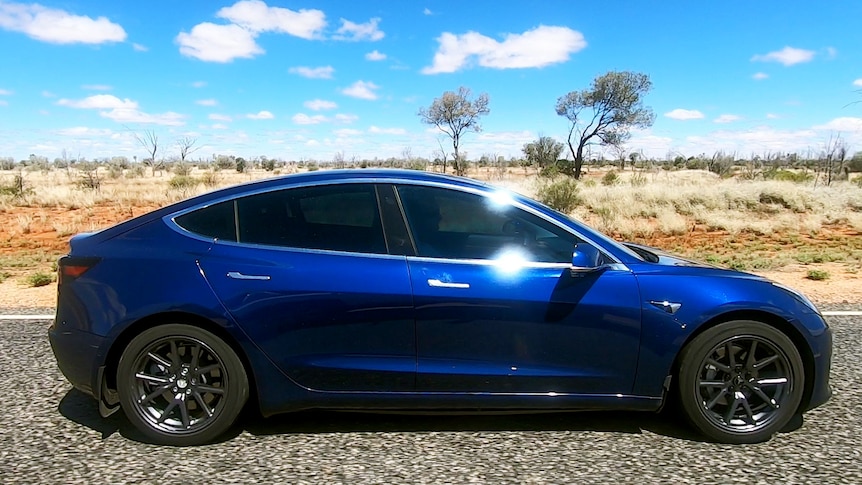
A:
179,183,416,392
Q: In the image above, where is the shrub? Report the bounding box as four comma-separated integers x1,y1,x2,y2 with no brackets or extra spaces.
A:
0,271,10,283
806,269,830,281
601,170,619,186
168,175,199,190
537,178,581,213
200,171,220,188
26,272,53,287
173,163,192,176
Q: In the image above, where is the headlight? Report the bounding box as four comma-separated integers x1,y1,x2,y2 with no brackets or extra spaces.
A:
772,282,820,315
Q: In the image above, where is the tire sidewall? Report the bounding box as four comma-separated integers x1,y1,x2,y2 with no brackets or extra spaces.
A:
117,323,249,446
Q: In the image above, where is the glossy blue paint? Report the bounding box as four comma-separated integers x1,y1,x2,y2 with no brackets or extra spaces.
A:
48,169,831,422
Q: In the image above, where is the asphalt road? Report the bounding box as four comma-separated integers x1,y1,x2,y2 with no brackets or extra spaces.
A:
0,313,859,484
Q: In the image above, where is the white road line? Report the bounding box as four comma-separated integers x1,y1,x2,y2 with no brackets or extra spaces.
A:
0,311,860,321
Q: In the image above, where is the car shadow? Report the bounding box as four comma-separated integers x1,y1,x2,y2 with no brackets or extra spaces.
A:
59,387,707,444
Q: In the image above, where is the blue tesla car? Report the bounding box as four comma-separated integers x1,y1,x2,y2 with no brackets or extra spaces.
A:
49,169,831,445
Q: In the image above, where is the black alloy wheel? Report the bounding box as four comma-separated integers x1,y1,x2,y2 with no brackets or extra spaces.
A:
678,320,804,444
117,324,248,446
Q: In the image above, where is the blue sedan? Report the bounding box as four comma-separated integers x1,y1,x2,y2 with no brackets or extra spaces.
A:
49,169,831,445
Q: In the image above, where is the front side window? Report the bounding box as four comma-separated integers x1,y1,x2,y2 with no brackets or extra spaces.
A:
235,184,385,253
396,185,577,263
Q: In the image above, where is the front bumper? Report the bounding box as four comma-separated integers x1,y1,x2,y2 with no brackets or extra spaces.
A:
804,323,832,411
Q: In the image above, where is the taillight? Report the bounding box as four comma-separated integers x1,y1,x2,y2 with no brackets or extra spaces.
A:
58,256,100,285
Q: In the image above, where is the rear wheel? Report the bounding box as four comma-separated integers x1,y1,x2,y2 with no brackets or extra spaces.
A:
117,324,248,446
678,320,804,444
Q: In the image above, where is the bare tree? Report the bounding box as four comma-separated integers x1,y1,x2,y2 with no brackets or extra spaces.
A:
135,130,159,176
435,137,450,174
176,136,200,163
556,71,654,179
418,86,490,176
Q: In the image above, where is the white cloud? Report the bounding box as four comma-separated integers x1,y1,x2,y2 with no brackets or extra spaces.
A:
813,117,862,132
334,113,358,124
334,128,362,137
422,25,586,74
853,79,862,87
751,46,815,66
176,23,262,62
0,100,7,106
57,94,137,109
752,72,769,80
368,126,407,135
423,8,433,15
0,1,126,44
289,65,334,79
101,108,185,126
132,43,148,52
766,113,780,119
365,50,386,61
665,109,705,120
825,47,837,59
209,113,232,121
41,91,54,97
196,99,218,106
191,81,207,88
714,114,741,124
0,89,12,95
342,80,380,100
56,126,112,136
247,110,274,120
216,0,325,39
211,123,229,130
304,99,337,111
334,17,384,41
292,113,327,125
82,84,112,91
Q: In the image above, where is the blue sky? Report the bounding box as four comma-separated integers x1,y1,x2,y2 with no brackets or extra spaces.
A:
1,0,861,163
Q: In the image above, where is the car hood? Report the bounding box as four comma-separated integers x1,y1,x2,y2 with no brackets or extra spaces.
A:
623,242,767,280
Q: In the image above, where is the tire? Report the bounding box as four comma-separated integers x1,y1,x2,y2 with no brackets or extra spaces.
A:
677,320,804,444
117,324,249,446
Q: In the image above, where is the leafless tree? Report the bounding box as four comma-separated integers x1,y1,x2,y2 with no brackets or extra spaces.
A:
135,130,159,176
176,136,200,163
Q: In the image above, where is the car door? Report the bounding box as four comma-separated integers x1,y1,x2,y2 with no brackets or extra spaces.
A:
186,183,416,392
396,184,642,394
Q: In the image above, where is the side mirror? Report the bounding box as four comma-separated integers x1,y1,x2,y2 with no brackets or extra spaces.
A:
571,242,602,271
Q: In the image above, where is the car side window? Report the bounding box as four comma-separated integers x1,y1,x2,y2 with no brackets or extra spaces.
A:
235,184,386,254
396,185,577,263
174,200,237,241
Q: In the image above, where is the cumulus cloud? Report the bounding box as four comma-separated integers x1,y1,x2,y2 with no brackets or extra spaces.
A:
714,114,741,124
0,1,126,44
751,46,815,66
365,50,386,61
853,79,862,87
132,43,148,52
176,23,262,62
57,94,137,109
813,117,862,132
196,99,218,106
209,113,232,121
334,17,383,41
304,99,337,111
368,126,407,135
752,72,769,80
665,109,705,120
422,25,586,74
292,113,327,125
101,108,185,126
341,80,379,100
334,113,358,124
216,0,325,39
247,110,274,120
289,65,334,79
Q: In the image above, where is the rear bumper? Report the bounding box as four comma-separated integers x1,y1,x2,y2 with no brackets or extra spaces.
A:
48,320,105,399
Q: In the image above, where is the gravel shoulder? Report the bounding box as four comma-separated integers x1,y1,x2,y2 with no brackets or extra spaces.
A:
0,311,858,484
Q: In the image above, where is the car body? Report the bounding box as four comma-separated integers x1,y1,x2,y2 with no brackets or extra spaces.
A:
49,169,832,445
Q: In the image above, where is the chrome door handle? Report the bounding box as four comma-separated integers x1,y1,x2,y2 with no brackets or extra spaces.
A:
227,271,271,281
427,279,470,289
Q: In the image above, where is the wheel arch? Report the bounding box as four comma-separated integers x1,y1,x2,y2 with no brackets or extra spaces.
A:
669,309,815,413
102,311,258,407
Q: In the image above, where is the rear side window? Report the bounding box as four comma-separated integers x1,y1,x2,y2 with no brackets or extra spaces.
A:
236,184,386,254
174,200,237,241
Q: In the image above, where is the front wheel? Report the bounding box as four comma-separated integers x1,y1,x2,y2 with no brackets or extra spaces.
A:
117,324,249,446
677,320,804,444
